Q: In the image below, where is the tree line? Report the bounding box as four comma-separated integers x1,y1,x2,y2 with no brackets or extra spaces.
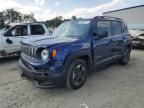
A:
0,9,77,29
44,16,76,28
0,9,36,29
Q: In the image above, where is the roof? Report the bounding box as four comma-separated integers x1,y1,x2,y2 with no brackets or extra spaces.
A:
93,16,123,21
69,16,123,22
8,22,43,26
103,4,144,14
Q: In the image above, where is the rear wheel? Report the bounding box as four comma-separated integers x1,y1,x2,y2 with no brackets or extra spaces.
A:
66,59,87,89
119,47,131,65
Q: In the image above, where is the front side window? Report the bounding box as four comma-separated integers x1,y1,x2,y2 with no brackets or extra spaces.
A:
94,21,110,38
30,25,45,35
4,25,28,36
52,20,91,37
110,21,122,36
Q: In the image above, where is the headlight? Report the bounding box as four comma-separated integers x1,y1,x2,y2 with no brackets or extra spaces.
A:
41,49,49,61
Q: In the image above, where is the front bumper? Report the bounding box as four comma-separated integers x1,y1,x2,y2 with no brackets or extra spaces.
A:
18,59,66,88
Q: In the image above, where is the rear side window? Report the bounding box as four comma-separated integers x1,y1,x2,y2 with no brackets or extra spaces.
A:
121,22,127,33
30,25,45,35
110,21,122,36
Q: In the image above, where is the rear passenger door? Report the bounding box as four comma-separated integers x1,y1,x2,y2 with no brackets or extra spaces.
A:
29,24,46,38
110,21,125,57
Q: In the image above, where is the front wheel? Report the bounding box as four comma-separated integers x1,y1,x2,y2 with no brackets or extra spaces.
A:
66,59,87,89
119,47,131,65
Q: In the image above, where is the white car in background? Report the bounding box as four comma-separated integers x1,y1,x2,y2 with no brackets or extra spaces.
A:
0,22,50,56
130,29,144,47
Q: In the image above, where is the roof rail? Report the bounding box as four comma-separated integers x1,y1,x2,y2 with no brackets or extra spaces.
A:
94,16,123,21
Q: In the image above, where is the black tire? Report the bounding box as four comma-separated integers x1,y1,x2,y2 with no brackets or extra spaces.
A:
119,47,131,65
66,59,87,89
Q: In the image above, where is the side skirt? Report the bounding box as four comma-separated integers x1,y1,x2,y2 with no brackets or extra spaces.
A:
94,55,122,67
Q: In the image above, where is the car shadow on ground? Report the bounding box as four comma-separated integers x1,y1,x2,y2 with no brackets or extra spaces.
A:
132,46,144,50
39,62,119,91
0,55,20,64
19,57,136,99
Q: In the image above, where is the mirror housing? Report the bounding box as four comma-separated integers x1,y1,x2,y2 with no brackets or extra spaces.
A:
93,31,108,39
3,31,12,37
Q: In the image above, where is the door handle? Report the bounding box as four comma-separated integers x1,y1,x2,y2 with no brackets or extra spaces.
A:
122,37,127,40
108,39,113,44
21,37,27,39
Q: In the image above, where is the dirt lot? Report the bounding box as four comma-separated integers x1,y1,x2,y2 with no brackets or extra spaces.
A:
0,49,144,108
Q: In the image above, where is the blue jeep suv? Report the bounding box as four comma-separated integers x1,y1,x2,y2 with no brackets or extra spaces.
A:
18,16,132,89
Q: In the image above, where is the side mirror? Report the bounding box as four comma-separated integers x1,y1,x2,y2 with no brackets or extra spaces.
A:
93,31,108,39
3,31,12,37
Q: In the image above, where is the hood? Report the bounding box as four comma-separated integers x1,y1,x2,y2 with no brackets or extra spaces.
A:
24,35,49,41
22,36,79,47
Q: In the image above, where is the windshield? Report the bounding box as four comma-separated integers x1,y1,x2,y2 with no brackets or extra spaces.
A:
0,25,11,34
52,20,90,37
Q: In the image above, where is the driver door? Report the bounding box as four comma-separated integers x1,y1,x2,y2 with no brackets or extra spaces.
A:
2,25,28,54
92,20,113,65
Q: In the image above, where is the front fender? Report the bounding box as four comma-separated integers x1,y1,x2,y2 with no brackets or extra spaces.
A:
63,49,93,73
50,38,93,72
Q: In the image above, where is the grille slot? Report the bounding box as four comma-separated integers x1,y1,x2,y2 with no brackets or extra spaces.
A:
22,45,37,59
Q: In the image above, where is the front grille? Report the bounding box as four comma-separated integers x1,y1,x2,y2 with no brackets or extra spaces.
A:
22,44,37,59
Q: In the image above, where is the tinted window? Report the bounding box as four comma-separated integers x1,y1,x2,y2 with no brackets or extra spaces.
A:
95,21,110,37
111,21,122,36
4,25,28,36
30,25,45,35
121,22,127,33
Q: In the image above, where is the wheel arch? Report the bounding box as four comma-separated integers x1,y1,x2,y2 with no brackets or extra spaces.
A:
63,51,93,73
126,44,132,51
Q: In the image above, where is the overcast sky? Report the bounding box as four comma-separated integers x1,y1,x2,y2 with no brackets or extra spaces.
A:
0,0,144,21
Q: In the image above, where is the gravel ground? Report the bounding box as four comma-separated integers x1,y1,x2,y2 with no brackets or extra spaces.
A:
0,49,144,108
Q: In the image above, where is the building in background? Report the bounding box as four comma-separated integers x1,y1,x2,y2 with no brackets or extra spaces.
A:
103,5,144,30
103,5,144,45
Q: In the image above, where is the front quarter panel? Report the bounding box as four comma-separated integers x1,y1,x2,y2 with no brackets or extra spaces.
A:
50,38,92,67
